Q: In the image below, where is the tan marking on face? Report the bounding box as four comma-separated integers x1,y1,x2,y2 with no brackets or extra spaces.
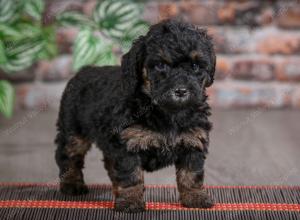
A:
190,50,201,61
142,68,151,93
159,49,172,64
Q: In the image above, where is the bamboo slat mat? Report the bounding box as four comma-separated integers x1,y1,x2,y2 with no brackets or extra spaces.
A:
0,183,299,220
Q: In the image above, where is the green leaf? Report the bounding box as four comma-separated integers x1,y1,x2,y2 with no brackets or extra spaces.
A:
37,26,58,60
72,29,117,71
56,11,96,29
120,21,149,52
0,80,14,118
0,40,7,64
14,22,43,38
0,21,58,73
23,0,44,20
1,38,44,73
73,29,95,71
93,0,142,39
37,39,57,60
0,0,18,24
95,45,118,66
0,22,41,39
0,24,22,40
0,22,43,43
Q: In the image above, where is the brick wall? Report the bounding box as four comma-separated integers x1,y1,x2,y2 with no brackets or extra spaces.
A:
1,0,300,110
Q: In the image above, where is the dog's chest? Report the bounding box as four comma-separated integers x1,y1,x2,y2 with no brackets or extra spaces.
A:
120,125,208,152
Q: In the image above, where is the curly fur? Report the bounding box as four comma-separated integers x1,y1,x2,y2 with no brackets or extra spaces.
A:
55,19,216,212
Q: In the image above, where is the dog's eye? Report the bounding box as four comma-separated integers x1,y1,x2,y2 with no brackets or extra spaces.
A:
192,63,200,72
155,63,169,72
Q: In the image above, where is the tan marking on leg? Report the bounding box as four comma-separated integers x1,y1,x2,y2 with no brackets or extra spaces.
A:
176,167,213,208
113,167,144,197
104,159,145,212
66,136,91,157
176,168,204,191
121,126,208,152
121,126,167,151
62,136,91,183
116,184,144,201
104,158,144,194
177,128,208,151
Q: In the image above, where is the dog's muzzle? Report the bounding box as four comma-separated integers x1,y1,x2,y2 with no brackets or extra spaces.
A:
171,86,190,103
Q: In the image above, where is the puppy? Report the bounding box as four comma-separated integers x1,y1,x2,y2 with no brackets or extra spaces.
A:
55,19,216,212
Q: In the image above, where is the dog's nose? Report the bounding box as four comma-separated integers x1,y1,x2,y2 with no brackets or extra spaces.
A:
174,87,188,97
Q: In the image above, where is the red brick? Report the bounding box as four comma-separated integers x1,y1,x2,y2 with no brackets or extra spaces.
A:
231,56,275,81
159,1,274,26
291,88,300,108
15,82,66,110
218,1,265,26
82,0,97,17
179,1,220,25
259,8,275,26
215,56,232,79
36,55,73,82
276,4,300,29
208,81,295,108
144,2,159,24
218,2,235,24
207,27,253,54
207,27,226,53
0,66,35,83
275,57,300,81
256,30,300,55
159,3,178,20
56,28,79,54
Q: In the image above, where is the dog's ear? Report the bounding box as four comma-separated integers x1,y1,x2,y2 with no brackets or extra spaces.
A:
121,36,146,94
196,28,216,87
202,32,216,88
206,48,216,87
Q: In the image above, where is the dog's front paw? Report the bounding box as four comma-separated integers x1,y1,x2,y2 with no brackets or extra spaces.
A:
60,182,89,196
180,190,214,208
114,196,145,213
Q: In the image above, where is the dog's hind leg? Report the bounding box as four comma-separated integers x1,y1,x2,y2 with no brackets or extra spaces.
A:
55,133,91,195
103,149,145,212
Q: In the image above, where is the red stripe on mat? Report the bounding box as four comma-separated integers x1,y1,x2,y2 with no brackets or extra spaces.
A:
0,183,299,190
0,200,299,211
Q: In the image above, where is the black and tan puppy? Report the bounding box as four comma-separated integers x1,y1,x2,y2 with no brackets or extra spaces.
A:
55,19,216,212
